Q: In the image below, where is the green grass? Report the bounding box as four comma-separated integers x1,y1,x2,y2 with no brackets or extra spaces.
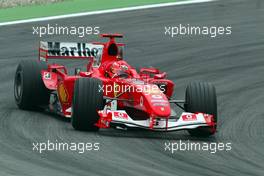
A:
0,0,181,23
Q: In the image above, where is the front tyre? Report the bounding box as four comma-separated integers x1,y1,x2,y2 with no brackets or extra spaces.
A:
184,82,217,137
71,78,104,131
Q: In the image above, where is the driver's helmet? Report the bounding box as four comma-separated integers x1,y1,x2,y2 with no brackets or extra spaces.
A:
108,61,130,78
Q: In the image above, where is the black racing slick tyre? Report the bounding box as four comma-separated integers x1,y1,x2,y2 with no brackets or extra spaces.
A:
14,59,50,110
184,82,217,137
71,78,104,131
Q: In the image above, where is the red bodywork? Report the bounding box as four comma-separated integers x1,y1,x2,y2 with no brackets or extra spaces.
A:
40,34,175,126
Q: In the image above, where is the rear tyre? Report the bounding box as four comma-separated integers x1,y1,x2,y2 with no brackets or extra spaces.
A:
71,78,104,131
184,82,217,137
14,59,50,110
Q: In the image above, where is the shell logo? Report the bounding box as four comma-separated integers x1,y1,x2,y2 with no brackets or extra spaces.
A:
58,83,68,104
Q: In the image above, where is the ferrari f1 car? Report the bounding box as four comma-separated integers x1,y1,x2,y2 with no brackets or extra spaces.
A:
14,34,217,136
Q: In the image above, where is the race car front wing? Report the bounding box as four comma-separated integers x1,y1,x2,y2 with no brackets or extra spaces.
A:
96,110,215,131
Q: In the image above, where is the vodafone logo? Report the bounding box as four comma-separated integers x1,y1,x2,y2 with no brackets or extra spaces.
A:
140,96,143,106
182,114,197,121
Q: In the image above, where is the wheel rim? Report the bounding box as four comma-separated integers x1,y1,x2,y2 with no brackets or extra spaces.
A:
14,70,23,101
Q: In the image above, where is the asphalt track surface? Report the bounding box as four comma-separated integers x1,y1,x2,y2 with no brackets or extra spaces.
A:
0,0,263,175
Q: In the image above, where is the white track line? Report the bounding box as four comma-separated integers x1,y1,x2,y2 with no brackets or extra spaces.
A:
0,0,215,26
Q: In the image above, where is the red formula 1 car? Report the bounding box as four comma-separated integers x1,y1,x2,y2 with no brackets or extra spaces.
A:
14,34,217,136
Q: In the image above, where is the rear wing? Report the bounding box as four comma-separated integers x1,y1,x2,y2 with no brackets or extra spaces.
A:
39,41,103,61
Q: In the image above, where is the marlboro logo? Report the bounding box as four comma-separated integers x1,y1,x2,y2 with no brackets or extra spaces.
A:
45,42,102,57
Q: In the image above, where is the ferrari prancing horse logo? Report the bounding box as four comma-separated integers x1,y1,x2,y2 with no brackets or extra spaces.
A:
114,82,119,97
